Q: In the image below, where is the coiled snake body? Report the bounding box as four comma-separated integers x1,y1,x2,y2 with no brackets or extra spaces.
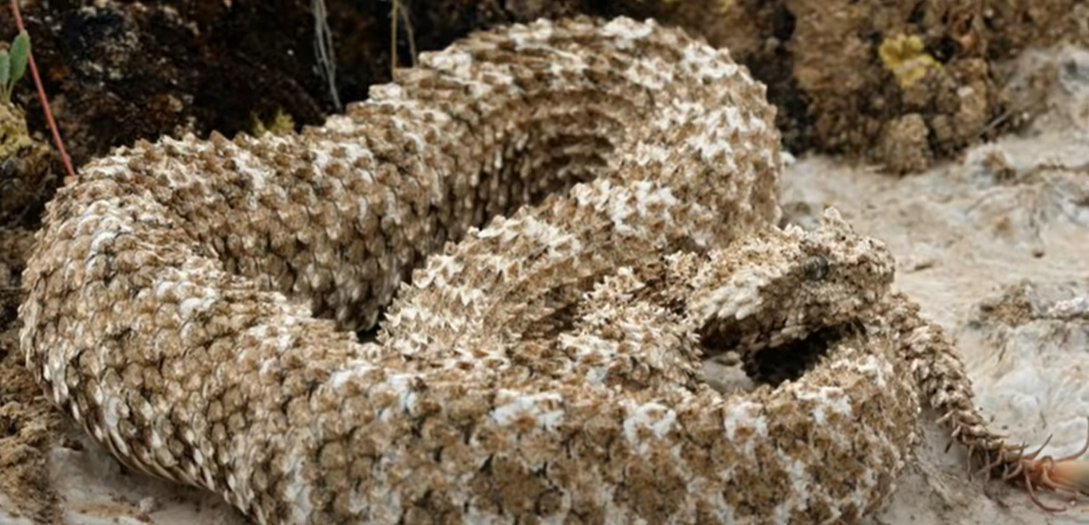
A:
21,16,1014,525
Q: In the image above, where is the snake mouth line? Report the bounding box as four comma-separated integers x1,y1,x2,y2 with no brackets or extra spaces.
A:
701,319,868,387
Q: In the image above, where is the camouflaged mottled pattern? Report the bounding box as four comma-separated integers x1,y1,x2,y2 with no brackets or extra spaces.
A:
20,16,1012,525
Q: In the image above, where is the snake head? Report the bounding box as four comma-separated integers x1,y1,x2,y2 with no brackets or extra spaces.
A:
685,207,897,382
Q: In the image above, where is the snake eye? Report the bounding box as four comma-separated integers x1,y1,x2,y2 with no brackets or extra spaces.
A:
802,255,830,281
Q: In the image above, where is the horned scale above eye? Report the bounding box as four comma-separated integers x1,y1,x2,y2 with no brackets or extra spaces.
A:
17,15,1081,525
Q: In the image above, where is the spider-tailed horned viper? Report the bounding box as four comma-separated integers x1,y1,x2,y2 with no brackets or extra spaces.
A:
18,15,1057,525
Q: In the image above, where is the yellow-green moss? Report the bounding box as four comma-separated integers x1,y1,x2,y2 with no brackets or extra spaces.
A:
250,108,296,137
0,102,33,161
878,35,941,89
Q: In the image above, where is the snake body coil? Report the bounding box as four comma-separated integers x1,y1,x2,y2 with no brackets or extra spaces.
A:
20,16,1008,525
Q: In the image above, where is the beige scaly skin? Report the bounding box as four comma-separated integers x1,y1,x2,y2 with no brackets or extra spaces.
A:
20,16,1024,525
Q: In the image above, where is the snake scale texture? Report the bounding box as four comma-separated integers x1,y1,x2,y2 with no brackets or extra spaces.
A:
20,16,1014,525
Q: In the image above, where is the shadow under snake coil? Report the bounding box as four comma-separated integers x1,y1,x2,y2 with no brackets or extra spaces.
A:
20,16,1019,525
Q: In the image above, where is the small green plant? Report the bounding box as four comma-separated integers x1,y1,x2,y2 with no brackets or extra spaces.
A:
0,30,29,105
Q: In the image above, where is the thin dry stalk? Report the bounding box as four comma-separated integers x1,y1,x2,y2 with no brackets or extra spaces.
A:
9,0,75,179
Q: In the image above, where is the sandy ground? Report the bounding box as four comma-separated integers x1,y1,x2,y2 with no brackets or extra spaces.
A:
2,42,1089,525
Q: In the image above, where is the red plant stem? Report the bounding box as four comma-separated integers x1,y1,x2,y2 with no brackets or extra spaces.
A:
10,0,76,179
